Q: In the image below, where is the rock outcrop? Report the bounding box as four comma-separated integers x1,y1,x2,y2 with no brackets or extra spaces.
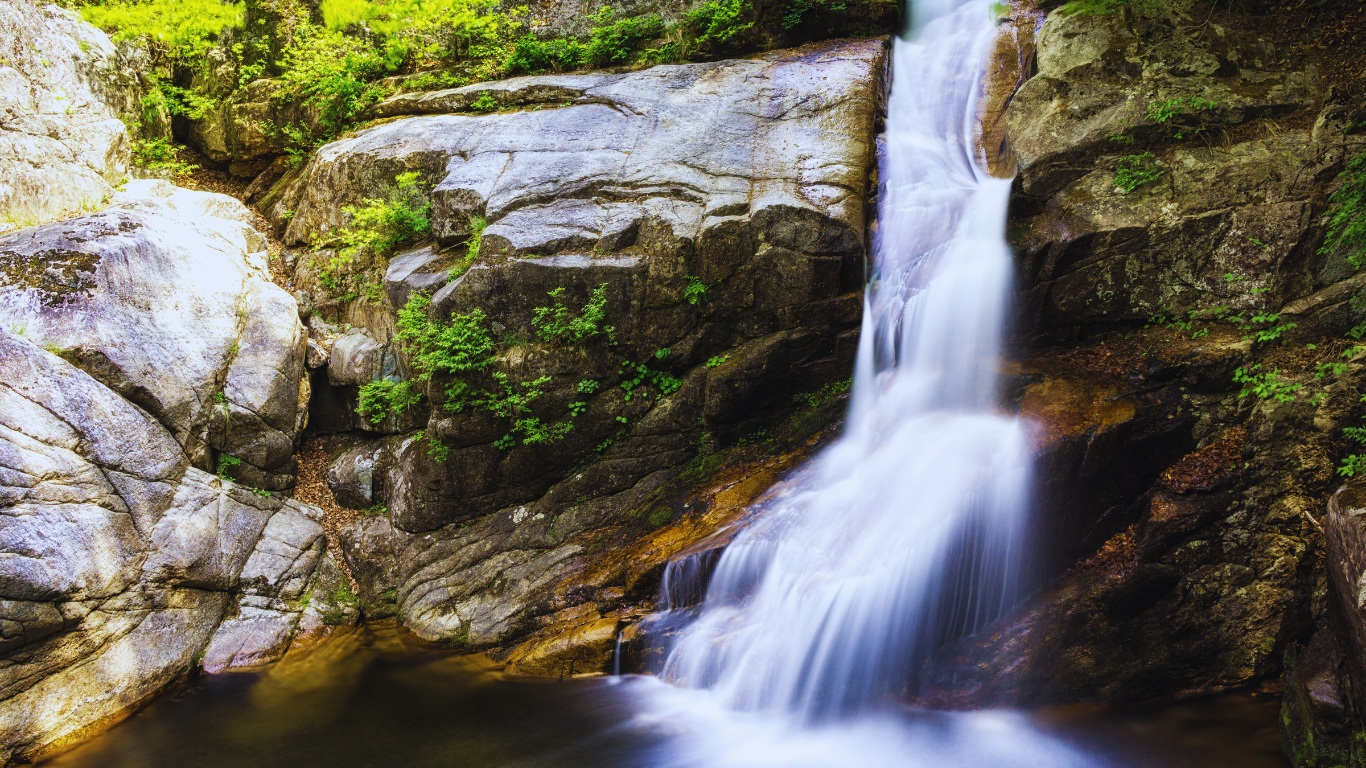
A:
0,181,310,489
906,1,1366,717
0,325,333,765
268,38,884,645
0,0,150,230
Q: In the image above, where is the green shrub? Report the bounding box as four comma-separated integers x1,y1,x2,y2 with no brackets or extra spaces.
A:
1114,151,1163,194
1060,0,1163,16
216,453,242,480
319,171,431,290
685,0,754,47
396,293,496,404
684,275,708,305
582,6,666,67
131,137,198,177
80,0,243,61
1323,152,1366,270
1234,364,1302,403
532,283,615,344
780,0,845,29
356,379,421,423
276,24,390,141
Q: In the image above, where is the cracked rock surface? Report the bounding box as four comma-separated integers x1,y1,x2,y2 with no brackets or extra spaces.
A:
0,324,330,765
0,180,309,489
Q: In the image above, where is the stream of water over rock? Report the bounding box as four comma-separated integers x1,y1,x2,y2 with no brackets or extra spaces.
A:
653,0,1028,720
626,0,1086,763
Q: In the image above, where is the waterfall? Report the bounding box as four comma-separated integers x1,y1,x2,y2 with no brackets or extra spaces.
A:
650,0,1032,721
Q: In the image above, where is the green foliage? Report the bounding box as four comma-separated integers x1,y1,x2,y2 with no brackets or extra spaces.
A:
1322,152,1366,270
449,215,487,282
356,379,421,423
705,354,729,368
396,293,582,449
532,283,615,344
684,275,708,305
80,0,243,61
619,360,682,401
1234,364,1302,403
794,378,853,410
397,293,496,392
1339,454,1366,478
1146,96,1219,139
1146,97,1218,125
131,138,198,177
469,91,498,112
216,454,242,480
1060,0,1163,16
503,6,665,74
781,0,846,28
582,6,666,67
1246,312,1297,345
683,0,754,48
319,172,431,291
276,24,390,142
577,378,600,394
1114,152,1163,194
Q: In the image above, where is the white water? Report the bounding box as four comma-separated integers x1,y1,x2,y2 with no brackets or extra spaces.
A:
632,1,1101,765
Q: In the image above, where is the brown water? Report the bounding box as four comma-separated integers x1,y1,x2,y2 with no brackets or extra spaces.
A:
41,624,1289,768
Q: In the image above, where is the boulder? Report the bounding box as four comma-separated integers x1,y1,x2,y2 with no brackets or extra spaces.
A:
0,327,328,764
1006,5,1338,342
0,181,309,488
0,0,149,230
273,39,881,545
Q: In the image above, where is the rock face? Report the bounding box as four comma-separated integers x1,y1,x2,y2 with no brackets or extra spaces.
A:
0,0,148,230
0,325,331,765
267,38,884,644
906,2,1364,714
0,181,310,489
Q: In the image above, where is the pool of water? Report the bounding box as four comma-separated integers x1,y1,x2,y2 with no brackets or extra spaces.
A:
41,624,1289,768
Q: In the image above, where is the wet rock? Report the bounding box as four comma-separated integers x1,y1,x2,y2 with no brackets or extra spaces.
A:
1007,5,1335,342
0,180,309,487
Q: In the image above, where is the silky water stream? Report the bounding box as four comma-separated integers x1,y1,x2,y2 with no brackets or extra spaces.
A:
40,2,1292,766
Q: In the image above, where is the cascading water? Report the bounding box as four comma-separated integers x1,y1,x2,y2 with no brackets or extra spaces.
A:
627,2,1099,765
654,0,1029,720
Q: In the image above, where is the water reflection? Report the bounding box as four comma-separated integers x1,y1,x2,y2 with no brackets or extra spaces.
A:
42,625,1287,768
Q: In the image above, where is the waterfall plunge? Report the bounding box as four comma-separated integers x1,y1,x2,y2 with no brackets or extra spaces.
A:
652,0,1032,721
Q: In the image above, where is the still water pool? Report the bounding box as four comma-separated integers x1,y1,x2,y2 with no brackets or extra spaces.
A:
42,624,1289,768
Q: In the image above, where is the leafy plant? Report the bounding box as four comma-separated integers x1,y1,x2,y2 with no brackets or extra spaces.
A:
449,215,487,281
532,284,615,344
1114,152,1163,194
705,354,729,368
684,275,708,305
131,137,198,177
216,454,242,480
356,379,421,423
1060,0,1163,16
80,0,243,61
1233,364,1302,403
1322,152,1366,270
780,0,846,28
319,171,431,291
469,91,498,112
684,0,754,48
